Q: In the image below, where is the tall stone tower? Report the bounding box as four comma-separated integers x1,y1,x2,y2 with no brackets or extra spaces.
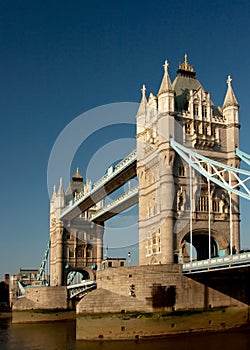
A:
136,55,240,265
49,170,104,286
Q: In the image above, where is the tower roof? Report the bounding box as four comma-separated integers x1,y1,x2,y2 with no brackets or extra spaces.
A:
222,75,239,109
172,55,201,112
177,54,196,78
137,84,147,116
157,60,173,95
65,168,84,204
72,168,83,182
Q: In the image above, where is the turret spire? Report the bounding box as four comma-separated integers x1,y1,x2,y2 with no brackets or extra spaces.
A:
141,84,147,101
51,184,57,204
137,84,147,116
158,59,173,95
57,177,64,196
223,75,239,109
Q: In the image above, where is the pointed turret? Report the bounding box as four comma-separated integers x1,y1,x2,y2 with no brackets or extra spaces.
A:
158,59,174,113
137,84,147,116
222,75,239,125
222,75,239,109
58,177,64,196
56,177,65,209
222,75,240,152
50,184,57,215
136,84,148,134
158,60,173,95
51,184,57,202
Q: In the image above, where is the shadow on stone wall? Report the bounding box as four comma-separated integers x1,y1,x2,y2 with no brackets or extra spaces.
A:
186,266,250,305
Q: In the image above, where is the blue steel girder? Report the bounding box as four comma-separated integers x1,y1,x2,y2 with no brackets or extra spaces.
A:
36,239,50,281
170,139,250,200
236,147,250,167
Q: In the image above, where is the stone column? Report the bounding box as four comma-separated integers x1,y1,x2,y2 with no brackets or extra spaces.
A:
96,223,104,269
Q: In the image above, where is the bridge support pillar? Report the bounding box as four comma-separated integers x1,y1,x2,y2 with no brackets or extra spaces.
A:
50,219,64,286
96,223,104,269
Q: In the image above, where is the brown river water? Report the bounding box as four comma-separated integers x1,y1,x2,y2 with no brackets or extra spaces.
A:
0,317,250,350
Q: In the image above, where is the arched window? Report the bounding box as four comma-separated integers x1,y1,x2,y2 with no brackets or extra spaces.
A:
202,104,207,119
194,103,199,117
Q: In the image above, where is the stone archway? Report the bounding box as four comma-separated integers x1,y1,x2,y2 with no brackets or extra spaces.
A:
180,230,219,261
65,267,95,286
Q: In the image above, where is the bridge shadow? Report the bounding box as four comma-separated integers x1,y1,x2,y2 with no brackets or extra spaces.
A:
185,266,250,306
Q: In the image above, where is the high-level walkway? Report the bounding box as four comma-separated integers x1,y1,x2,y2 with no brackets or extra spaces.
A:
59,150,136,221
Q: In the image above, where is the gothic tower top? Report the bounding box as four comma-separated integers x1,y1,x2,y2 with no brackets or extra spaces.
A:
72,167,84,182
222,75,239,109
177,54,196,78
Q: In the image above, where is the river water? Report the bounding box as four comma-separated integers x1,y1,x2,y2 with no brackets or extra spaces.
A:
0,317,250,350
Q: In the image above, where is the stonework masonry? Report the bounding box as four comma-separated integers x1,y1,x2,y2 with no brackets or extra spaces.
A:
77,264,244,314
12,286,68,311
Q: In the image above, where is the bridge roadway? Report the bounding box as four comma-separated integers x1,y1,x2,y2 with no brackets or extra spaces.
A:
182,252,250,274
59,150,137,221
183,253,250,306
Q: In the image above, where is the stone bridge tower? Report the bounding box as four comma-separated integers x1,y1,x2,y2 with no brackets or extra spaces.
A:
136,55,240,265
49,170,103,286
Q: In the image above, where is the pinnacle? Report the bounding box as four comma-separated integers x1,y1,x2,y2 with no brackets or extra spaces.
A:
158,59,173,95
137,84,147,116
223,75,239,109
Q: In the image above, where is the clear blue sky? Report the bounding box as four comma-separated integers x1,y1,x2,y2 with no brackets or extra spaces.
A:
1,0,250,279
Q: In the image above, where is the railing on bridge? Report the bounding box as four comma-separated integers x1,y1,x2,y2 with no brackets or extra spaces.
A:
59,149,136,219
67,280,96,299
182,252,250,273
90,185,138,221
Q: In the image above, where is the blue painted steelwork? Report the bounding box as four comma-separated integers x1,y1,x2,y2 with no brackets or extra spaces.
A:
170,139,250,200
17,280,25,296
36,240,50,283
67,271,77,285
236,147,250,167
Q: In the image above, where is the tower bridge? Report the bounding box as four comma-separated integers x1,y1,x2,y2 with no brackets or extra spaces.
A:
48,55,249,295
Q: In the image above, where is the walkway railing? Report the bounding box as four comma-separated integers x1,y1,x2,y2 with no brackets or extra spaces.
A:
90,185,138,221
183,252,250,273
67,280,96,299
59,149,136,219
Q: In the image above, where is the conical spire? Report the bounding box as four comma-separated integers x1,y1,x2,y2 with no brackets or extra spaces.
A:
158,60,173,95
137,84,147,116
57,177,65,196
51,184,57,201
223,75,239,109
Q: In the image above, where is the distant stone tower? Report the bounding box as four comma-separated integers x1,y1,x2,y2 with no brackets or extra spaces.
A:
49,170,103,286
136,55,240,265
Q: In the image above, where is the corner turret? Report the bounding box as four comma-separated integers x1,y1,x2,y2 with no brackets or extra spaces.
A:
56,177,65,210
222,75,239,124
136,84,147,134
157,60,174,113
